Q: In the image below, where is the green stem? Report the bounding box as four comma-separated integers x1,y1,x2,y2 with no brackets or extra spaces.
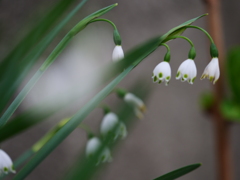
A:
0,3,118,128
88,18,117,30
160,43,170,51
185,25,215,44
160,43,171,62
168,36,194,47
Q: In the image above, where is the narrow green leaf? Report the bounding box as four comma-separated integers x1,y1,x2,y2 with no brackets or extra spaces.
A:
0,3,118,128
226,47,240,104
153,163,201,180
0,0,87,114
162,14,208,42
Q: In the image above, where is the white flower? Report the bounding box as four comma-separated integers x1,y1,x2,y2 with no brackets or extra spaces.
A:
176,59,197,84
0,149,15,175
124,93,146,119
152,61,171,85
112,45,124,62
100,112,119,139
85,137,112,163
201,58,220,84
100,112,127,140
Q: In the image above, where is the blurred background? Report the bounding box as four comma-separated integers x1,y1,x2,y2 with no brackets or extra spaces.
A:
1,0,240,179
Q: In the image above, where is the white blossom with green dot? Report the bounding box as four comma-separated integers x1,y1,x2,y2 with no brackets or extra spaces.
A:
85,137,112,164
152,61,171,85
0,149,15,175
201,58,220,84
176,59,197,84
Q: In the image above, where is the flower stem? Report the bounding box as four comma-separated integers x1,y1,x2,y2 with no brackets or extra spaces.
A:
88,18,117,30
185,25,215,44
167,36,194,47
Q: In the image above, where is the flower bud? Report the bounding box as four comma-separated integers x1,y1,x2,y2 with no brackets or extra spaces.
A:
112,45,124,62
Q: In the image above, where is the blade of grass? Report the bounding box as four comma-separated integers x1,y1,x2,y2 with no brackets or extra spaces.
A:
153,163,201,180
0,0,87,113
0,3,118,128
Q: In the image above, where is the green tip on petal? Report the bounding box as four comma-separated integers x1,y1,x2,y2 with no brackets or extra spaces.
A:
159,73,163,78
158,80,162,84
184,74,188,78
153,76,158,82
192,77,196,82
209,76,214,82
166,76,170,80
176,71,180,78
4,167,8,172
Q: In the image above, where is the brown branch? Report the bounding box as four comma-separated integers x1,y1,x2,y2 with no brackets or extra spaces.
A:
204,0,233,180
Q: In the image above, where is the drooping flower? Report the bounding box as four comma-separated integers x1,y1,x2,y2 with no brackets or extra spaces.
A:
176,59,197,84
0,149,15,175
201,58,220,84
100,112,127,140
152,61,171,85
112,45,124,62
85,137,112,164
124,93,146,119
100,112,119,139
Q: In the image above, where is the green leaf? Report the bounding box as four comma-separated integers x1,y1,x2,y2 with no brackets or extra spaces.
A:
153,163,201,180
0,3,118,128
162,14,208,42
0,0,87,114
226,47,240,104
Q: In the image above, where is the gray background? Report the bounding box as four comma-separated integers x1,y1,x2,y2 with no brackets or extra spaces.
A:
1,0,240,179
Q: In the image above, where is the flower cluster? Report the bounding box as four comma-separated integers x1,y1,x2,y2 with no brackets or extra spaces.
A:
85,89,145,164
152,32,220,85
85,110,128,164
0,149,15,175
152,56,220,86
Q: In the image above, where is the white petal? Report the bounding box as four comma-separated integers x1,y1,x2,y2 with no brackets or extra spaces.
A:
86,137,101,156
201,58,220,84
100,112,119,137
112,46,124,62
176,59,197,84
124,93,146,112
152,62,171,83
0,149,15,174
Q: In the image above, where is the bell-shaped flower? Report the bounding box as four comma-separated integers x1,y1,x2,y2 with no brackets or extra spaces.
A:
201,58,220,84
176,59,197,84
85,137,112,164
100,112,127,140
152,61,171,85
124,93,146,119
112,45,124,62
100,112,119,140
0,149,15,175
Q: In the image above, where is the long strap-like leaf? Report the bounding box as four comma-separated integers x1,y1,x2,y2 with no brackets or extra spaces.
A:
153,163,201,180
